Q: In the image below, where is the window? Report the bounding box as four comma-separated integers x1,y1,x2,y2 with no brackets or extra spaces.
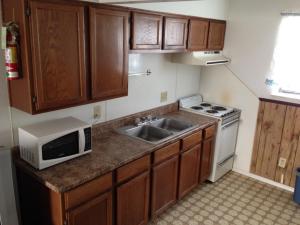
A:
270,14,300,95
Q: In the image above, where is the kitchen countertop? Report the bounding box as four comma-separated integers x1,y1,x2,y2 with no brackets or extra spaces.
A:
13,110,218,193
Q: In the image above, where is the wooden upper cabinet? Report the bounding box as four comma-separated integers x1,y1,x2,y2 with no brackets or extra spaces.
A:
163,17,188,50
207,21,226,50
29,1,87,111
67,191,112,225
131,12,163,50
90,7,129,100
187,19,209,51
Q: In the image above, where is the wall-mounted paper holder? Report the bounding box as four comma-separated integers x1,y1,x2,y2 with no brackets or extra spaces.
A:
128,69,151,77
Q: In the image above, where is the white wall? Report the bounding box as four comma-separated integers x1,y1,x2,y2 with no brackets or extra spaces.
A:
224,0,300,104
0,3,12,148
200,0,300,174
11,54,201,142
119,0,229,20
200,66,259,173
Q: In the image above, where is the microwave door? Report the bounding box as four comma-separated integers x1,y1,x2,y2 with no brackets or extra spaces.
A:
42,131,80,160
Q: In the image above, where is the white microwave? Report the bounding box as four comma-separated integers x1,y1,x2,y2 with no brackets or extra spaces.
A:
19,117,92,170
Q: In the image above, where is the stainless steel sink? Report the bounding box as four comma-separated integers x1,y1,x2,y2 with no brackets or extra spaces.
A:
119,125,173,143
150,118,194,133
117,117,197,144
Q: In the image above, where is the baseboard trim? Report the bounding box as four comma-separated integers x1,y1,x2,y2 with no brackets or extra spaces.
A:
232,168,294,193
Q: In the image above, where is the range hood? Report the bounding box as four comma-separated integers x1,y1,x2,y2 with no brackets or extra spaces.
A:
172,51,230,66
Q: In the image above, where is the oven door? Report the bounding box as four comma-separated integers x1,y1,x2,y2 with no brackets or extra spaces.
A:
217,119,239,164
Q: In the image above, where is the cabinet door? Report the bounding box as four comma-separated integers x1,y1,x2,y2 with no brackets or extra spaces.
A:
199,138,214,183
207,21,226,50
131,12,163,50
67,192,112,225
187,19,209,51
178,144,201,199
151,156,179,216
117,171,150,225
29,1,87,111
90,8,128,100
163,17,188,50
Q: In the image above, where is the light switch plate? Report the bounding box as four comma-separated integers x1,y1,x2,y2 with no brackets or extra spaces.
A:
160,91,168,103
278,157,287,168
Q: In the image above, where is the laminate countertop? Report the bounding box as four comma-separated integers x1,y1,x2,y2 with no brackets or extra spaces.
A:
13,110,218,193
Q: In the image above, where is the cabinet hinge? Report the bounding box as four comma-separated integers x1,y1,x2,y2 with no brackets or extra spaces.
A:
25,7,31,16
32,96,37,103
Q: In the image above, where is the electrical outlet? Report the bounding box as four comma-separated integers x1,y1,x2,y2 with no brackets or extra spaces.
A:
93,105,102,119
278,157,287,168
160,91,168,103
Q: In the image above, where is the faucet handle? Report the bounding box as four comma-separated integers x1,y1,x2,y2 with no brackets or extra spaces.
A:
135,118,141,125
146,115,152,121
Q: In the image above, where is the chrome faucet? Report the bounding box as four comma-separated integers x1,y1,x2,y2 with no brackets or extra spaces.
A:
134,115,158,126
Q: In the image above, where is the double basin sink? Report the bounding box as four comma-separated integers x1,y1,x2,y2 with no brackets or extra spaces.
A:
118,118,197,144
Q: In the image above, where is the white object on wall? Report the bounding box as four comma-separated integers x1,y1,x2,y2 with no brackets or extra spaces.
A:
0,147,19,225
172,51,231,66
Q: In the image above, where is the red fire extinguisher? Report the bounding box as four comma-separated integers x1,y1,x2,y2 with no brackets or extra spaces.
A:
4,22,20,80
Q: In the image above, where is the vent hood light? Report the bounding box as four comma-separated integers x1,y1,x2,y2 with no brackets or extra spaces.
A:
171,51,231,66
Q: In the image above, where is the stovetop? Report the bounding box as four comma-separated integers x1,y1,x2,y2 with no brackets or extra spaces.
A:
179,95,240,120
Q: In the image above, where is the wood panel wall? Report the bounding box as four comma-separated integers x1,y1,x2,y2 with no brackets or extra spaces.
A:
251,99,300,187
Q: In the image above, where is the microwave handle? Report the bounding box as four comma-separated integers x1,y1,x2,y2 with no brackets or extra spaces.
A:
79,129,85,153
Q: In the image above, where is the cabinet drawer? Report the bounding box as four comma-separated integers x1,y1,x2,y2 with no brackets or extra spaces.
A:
154,141,180,164
64,172,112,210
204,125,216,140
181,131,202,151
117,155,150,183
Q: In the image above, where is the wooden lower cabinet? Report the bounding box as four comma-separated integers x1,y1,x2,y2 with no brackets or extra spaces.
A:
16,127,218,225
178,144,201,199
151,156,179,216
117,171,150,225
199,137,214,183
67,192,112,225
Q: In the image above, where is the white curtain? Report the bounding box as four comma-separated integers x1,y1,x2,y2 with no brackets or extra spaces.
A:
271,15,300,93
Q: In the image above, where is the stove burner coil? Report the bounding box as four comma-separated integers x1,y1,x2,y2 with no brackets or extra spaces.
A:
201,103,212,107
190,106,203,110
211,106,227,111
206,109,219,114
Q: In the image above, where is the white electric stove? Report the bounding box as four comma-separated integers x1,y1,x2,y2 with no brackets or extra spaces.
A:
179,95,241,182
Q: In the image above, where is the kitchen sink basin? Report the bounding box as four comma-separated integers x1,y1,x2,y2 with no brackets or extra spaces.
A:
119,125,173,143
151,118,194,133
117,117,197,144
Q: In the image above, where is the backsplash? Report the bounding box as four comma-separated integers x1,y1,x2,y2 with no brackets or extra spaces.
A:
92,102,179,137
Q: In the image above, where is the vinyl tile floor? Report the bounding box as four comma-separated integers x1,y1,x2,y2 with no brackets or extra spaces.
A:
149,172,300,225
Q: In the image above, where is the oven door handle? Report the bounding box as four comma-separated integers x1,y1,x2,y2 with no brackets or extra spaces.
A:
222,119,240,129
